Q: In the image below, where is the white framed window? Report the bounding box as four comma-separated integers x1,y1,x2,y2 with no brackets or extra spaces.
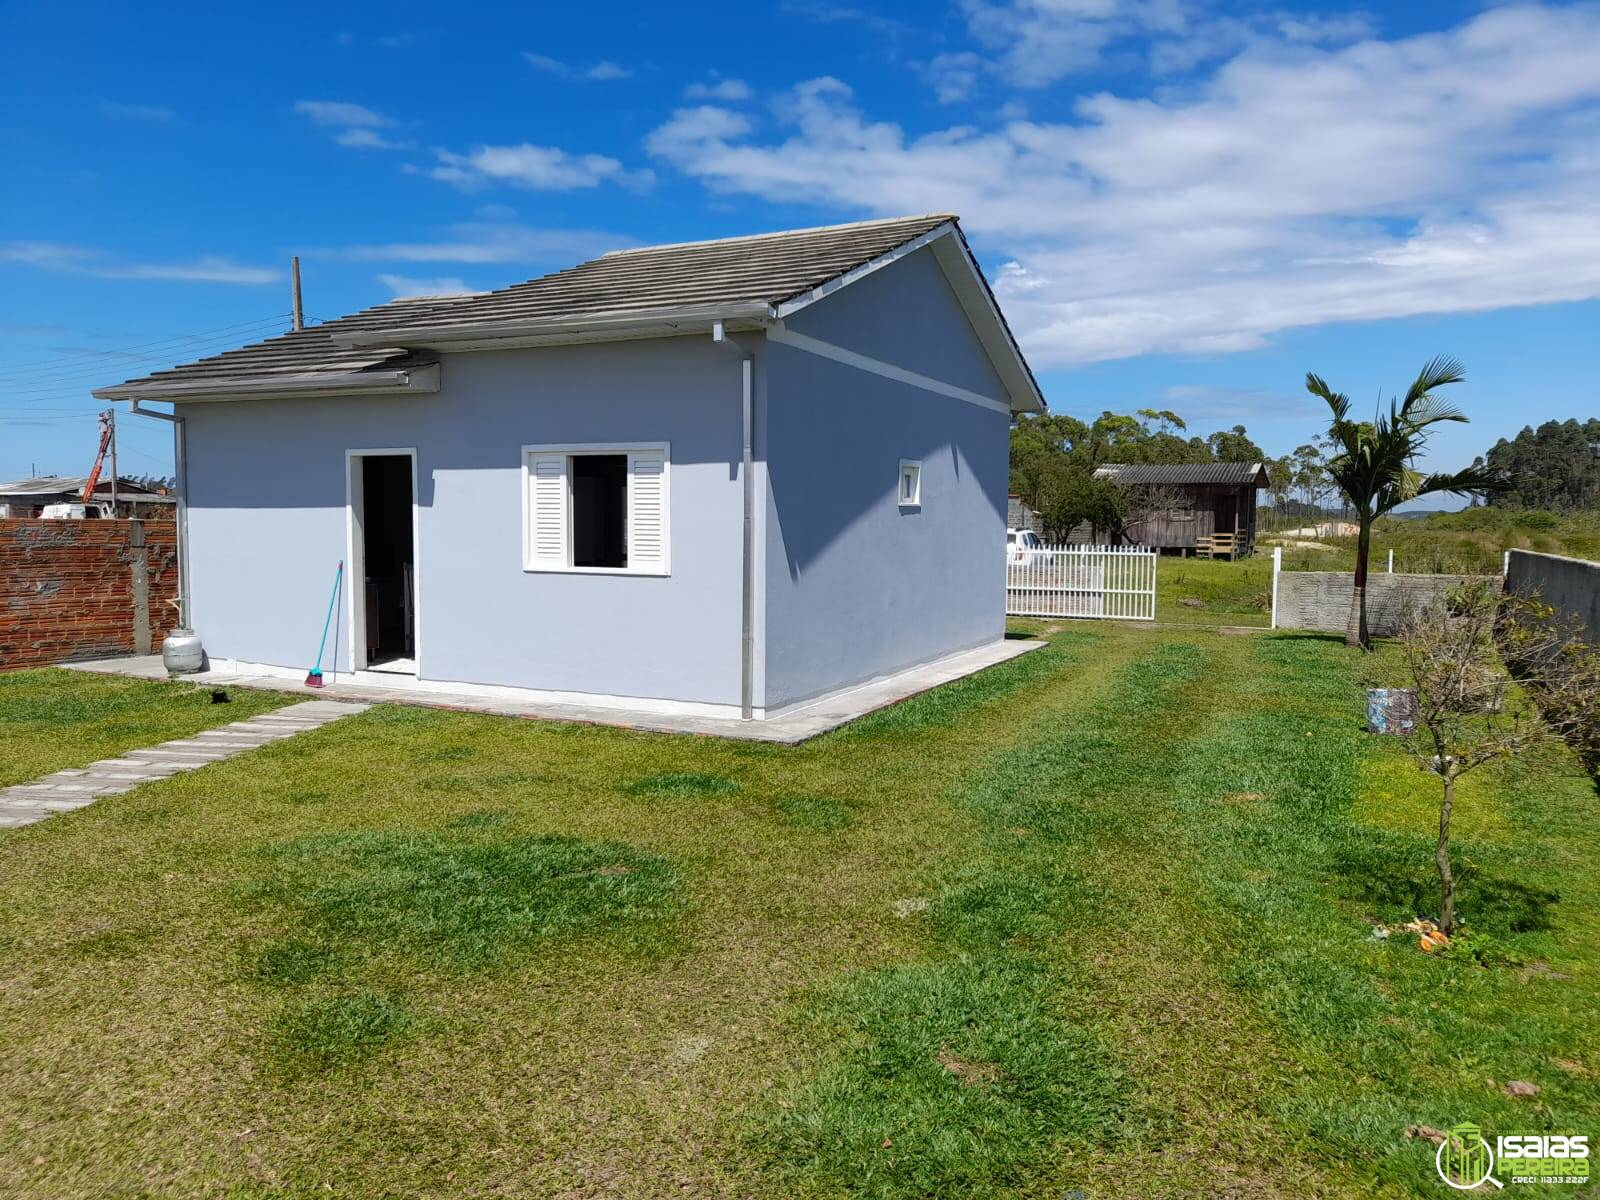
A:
522,442,670,575
898,459,922,508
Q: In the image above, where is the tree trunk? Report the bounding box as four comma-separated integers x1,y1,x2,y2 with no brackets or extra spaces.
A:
1347,518,1372,649
1437,771,1457,935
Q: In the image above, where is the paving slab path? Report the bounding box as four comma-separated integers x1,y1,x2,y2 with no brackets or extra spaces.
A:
0,699,369,829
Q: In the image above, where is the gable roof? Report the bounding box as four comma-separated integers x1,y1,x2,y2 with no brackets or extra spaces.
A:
95,215,1044,412
1093,462,1269,487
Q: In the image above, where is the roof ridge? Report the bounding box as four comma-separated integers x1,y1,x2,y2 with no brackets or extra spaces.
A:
599,213,957,258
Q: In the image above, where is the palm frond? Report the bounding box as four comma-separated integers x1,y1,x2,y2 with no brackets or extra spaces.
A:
1305,372,1350,422
1411,464,1512,499
1404,393,1468,428
1401,354,1466,413
1394,464,1426,503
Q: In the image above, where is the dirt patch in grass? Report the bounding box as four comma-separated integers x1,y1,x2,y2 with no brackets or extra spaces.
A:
937,1043,1001,1087
244,831,678,968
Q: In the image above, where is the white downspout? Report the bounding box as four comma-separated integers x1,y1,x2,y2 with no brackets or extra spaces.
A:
124,400,191,630
713,321,756,720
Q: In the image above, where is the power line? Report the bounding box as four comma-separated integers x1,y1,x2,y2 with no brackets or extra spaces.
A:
0,313,295,378
0,316,294,387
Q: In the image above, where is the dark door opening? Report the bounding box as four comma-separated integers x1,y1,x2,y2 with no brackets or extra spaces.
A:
360,455,415,670
1215,492,1238,535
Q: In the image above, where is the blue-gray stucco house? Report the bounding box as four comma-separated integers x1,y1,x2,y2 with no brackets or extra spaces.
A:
95,214,1045,722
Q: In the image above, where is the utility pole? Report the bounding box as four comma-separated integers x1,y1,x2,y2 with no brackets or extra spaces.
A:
107,407,119,516
291,256,304,331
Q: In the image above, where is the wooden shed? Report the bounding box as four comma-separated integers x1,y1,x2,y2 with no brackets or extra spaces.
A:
1092,462,1269,557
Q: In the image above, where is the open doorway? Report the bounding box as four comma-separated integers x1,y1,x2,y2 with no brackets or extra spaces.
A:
348,451,416,674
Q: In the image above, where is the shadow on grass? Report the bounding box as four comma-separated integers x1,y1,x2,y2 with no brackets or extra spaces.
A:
244,831,680,969
1333,829,1561,933
266,991,413,1075
623,772,739,798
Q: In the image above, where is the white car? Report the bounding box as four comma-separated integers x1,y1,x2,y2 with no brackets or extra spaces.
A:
1007,528,1050,564
40,502,110,520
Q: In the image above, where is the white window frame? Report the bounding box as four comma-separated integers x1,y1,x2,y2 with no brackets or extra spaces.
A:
898,459,922,509
521,442,671,576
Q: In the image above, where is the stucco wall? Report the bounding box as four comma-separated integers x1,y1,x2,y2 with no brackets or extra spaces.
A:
1506,549,1600,644
1275,571,1499,636
184,337,754,707
783,245,1007,399
763,268,1010,711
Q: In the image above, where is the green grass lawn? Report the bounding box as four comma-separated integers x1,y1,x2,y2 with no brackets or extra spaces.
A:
0,668,293,788
1155,554,1273,625
2,630,1597,1198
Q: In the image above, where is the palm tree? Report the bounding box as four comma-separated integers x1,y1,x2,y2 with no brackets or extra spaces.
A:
1304,356,1507,649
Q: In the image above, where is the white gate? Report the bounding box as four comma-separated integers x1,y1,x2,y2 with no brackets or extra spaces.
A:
1006,544,1157,620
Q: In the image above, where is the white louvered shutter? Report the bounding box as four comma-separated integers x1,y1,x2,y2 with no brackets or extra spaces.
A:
627,450,668,573
527,453,568,570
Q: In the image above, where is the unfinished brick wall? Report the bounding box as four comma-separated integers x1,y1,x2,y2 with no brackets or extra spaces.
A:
0,519,178,669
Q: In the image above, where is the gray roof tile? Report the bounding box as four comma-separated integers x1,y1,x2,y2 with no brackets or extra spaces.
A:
96,294,471,394
1093,462,1268,486
96,214,993,398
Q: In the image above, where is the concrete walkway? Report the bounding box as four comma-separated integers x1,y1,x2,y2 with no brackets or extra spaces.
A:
64,638,1046,744
0,700,370,829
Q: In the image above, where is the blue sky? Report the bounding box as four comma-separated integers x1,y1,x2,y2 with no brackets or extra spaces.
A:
4,0,1599,494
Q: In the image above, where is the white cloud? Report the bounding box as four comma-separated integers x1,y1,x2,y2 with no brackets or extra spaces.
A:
646,5,1600,364
781,2,913,39
335,127,408,150
0,242,280,285
100,101,177,123
430,143,654,192
923,52,984,104
522,52,633,81
685,78,753,101
956,0,1373,87
295,100,407,150
335,218,633,264
377,274,478,298
294,100,392,127
523,52,567,74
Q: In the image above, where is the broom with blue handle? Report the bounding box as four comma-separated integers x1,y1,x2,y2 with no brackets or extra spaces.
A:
305,561,343,688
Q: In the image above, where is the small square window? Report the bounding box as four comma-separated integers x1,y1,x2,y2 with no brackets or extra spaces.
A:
898,460,922,508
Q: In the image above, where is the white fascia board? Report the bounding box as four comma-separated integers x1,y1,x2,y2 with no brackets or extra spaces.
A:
335,301,775,350
926,233,1045,414
772,221,959,320
774,222,1045,415
92,364,441,404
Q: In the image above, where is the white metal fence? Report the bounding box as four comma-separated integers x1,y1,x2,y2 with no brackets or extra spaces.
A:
1006,544,1157,620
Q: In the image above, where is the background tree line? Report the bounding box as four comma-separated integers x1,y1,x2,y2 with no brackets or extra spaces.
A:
1475,419,1600,512
1010,409,1266,542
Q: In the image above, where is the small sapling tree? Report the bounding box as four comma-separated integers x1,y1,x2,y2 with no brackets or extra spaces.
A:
1396,583,1555,935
